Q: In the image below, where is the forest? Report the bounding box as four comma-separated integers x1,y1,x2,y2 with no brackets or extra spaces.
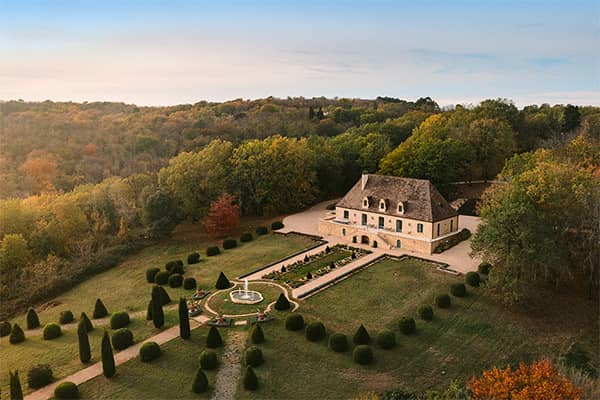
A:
0,97,598,318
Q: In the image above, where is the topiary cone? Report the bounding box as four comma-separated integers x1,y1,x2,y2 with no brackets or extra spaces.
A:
274,293,291,310
77,319,91,363
243,366,259,390
9,370,23,400
80,312,93,332
151,286,164,329
353,324,371,345
215,272,231,290
250,323,264,344
93,298,108,319
26,308,40,330
9,323,25,344
206,326,222,348
191,368,208,393
101,330,115,378
146,299,153,321
178,298,190,339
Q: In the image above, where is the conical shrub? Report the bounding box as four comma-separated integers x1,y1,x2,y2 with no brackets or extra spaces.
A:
9,370,23,400
80,312,93,331
77,320,91,363
101,330,115,378
353,324,370,345
146,300,153,321
157,286,171,305
206,326,222,348
178,298,190,339
191,368,208,393
93,298,108,319
151,286,164,329
274,293,291,310
250,324,264,344
9,323,25,344
26,308,40,330
242,366,258,390
215,272,231,289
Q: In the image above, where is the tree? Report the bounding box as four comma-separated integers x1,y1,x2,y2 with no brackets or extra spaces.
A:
101,330,115,378
20,150,59,193
143,190,178,238
203,193,240,237
9,370,23,400
0,234,32,294
77,319,91,363
468,359,582,399
463,118,516,180
151,286,164,328
308,106,315,120
562,104,581,132
178,297,190,339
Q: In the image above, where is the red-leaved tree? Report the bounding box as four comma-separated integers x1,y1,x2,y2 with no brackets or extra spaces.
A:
203,193,240,237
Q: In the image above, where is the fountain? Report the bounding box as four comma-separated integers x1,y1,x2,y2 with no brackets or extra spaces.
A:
230,279,264,304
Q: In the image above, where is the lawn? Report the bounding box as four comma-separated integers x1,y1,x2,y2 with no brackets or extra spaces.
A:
78,326,227,399
206,283,285,316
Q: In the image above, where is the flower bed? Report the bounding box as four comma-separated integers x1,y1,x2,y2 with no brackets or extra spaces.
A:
263,244,370,288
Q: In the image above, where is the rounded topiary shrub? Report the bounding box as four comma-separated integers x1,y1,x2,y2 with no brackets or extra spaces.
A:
418,305,434,321
478,262,491,275
466,271,481,287
271,221,284,230
165,261,184,275
328,333,349,352
353,324,371,345
244,346,264,367
199,349,218,370
243,366,258,390
168,273,183,288
0,321,11,337
255,226,268,236
110,311,130,329
154,270,170,285
111,328,134,350
187,252,200,265
285,314,304,331
305,321,326,342
450,283,467,297
435,294,451,308
27,364,53,389
377,329,396,349
54,381,79,399
353,345,374,365
183,277,197,290
59,310,74,324
9,323,25,344
250,324,264,344
206,246,220,257
398,317,416,335
43,323,62,340
274,293,291,311
240,232,253,242
146,268,160,283
222,238,237,249
140,341,161,362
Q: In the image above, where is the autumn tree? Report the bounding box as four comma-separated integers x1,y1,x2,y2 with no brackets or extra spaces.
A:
20,150,60,193
203,193,240,237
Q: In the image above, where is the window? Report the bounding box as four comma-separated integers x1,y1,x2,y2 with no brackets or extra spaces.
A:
397,202,404,214
342,228,346,236
396,239,401,248
362,197,369,208
379,199,386,211
396,220,402,232
361,214,367,226
343,210,349,219
437,224,440,237
450,219,453,231
417,223,423,233
378,217,384,229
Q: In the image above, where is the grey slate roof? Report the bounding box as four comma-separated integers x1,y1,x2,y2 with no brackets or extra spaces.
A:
337,174,457,222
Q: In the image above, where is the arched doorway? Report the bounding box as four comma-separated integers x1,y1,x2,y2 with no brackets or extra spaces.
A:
361,235,369,245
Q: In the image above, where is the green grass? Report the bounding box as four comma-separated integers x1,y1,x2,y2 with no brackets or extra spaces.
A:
207,283,285,316
78,326,226,399
275,248,351,283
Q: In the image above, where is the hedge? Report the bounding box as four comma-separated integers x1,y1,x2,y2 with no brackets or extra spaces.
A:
27,308,40,329
466,271,481,287
328,333,349,352
0,321,11,337
240,232,253,242
255,226,268,235
187,252,200,265
112,328,134,350
154,270,170,285
54,381,79,399
146,268,160,283
305,321,326,342
43,323,62,340
206,246,220,257
251,323,264,344
353,324,371,345
192,368,208,393
9,323,25,344
274,293,291,310
435,294,451,308
168,273,183,288
285,314,305,331
418,305,434,321
377,329,396,349
93,298,108,319
215,272,231,289
183,277,197,290
223,238,237,249
450,283,467,297
353,345,374,365
59,310,74,324
398,317,416,335
140,342,161,362
27,364,53,389
199,350,218,370
206,326,223,348
244,346,264,367
271,221,284,230
433,228,471,253
478,262,491,275
243,366,258,390
110,311,130,329
165,260,184,275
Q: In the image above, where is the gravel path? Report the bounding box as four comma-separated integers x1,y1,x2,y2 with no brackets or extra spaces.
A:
210,330,246,400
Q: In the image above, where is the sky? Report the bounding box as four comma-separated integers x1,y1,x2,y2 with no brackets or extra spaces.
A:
1,0,598,107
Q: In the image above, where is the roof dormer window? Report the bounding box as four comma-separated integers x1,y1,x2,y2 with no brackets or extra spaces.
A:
397,201,404,214
379,199,387,211
362,197,369,208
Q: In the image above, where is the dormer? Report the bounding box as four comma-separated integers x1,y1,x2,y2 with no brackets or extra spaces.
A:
362,197,370,209
397,201,405,215
379,198,389,212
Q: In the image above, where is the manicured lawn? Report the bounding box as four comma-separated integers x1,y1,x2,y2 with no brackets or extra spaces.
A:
206,283,285,316
78,326,226,399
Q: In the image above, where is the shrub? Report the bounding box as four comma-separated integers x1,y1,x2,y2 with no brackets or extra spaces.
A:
285,314,304,331
187,252,200,264
305,321,326,342
206,326,223,348
9,323,25,344
377,329,396,349
251,324,264,344
255,226,268,235
54,381,78,399
110,311,130,329
111,328,134,350
271,221,284,230
478,262,491,275
146,300,153,320
139,341,161,362
27,308,40,329
199,349,218,370
168,273,183,288
418,305,434,321
77,320,91,363
398,317,416,335
192,368,208,393
328,333,349,352
165,260,184,274
240,232,253,242
157,285,171,305
9,370,23,400
243,366,258,390
154,270,170,285
178,297,191,340
59,310,74,324
274,293,291,310
215,272,231,289
244,346,264,367
146,268,160,283
329,261,335,269
93,298,108,319
0,321,11,337
466,271,481,287
27,364,53,389
80,312,93,331
183,277,197,290
206,246,220,257
43,323,62,340
151,286,165,329
101,330,115,378
435,294,451,308
306,271,312,280
353,324,371,345
353,345,374,365
450,283,467,297
223,238,237,249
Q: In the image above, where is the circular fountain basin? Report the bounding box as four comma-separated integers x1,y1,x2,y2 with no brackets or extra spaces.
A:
229,290,264,304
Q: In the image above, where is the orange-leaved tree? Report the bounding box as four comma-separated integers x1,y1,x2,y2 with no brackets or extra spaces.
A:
203,193,240,237
468,358,582,400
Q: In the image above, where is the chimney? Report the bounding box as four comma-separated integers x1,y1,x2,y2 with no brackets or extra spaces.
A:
361,172,368,190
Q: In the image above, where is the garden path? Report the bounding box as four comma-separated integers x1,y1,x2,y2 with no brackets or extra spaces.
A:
210,330,246,400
